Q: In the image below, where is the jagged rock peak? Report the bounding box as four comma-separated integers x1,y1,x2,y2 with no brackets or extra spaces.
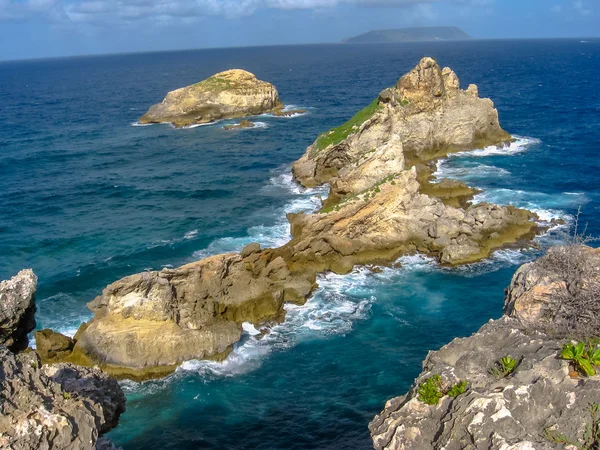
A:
0,269,37,352
397,57,462,106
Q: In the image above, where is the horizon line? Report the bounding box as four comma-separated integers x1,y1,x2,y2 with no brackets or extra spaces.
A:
1,36,597,65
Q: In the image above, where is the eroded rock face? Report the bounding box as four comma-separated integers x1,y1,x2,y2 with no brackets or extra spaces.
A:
370,250,600,450
0,347,125,450
139,69,283,128
292,57,510,189
280,168,536,271
370,318,600,450
0,269,37,352
45,248,315,379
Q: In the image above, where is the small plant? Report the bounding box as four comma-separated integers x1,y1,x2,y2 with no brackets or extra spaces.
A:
447,380,467,397
560,342,600,377
417,375,467,405
30,361,38,369
545,403,600,449
417,375,443,405
489,356,518,378
63,392,71,400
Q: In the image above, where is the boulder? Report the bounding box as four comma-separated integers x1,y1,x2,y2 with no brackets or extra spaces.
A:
0,346,125,450
0,269,37,352
139,69,282,128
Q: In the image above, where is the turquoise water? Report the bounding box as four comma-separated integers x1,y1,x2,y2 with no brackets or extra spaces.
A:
1,39,599,448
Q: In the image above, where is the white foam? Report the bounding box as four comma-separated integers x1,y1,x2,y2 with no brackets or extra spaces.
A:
454,136,541,157
192,167,327,259
130,122,153,127
434,160,510,180
184,230,198,239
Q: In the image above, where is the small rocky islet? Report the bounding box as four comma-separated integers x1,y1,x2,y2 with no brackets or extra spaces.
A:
3,57,598,449
138,69,283,128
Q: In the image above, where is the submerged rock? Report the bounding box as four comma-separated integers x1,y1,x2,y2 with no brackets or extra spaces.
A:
0,269,37,352
139,69,282,128
224,119,256,130
369,248,600,449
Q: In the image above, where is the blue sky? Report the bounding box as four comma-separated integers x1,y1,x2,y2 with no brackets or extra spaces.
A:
0,0,597,61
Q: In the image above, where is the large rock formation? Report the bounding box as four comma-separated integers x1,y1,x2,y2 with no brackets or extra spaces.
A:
138,69,283,128
370,247,600,449
44,58,546,380
0,347,125,450
0,269,37,352
292,57,510,189
0,270,126,450
37,246,315,380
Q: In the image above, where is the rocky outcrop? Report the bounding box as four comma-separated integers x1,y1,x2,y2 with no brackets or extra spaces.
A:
0,346,125,450
40,246,315,380
292,57,510,190
278,168,536,272
139,69,282,128
0,269,37,352
0,270,126,450
370,248,600,449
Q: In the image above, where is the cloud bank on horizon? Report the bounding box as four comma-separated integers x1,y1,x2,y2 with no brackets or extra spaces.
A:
1,0,496,22
0,0,596,60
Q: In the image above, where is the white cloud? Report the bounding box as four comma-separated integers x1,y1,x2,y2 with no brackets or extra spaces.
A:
574,0,591,16
0,0,493,23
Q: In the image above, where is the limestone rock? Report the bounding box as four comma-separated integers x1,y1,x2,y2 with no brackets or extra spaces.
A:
504,245,600,336
370,251,600,449
292,57,510,188
51,250,316,379
139,69,282,128
370,317,600,450
0,269,37,352
0,346,125,450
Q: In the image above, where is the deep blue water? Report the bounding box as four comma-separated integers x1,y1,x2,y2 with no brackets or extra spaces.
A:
1,39,599,449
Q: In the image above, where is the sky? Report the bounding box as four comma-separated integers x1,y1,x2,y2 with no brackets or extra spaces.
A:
0,0,597,61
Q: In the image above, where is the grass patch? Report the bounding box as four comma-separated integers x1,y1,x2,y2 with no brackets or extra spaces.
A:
315,99,382,151
194,76,237,93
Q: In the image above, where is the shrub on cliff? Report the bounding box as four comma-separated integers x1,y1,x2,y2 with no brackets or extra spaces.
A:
537,212,600,339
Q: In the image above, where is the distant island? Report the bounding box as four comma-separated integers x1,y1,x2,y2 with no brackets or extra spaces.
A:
343,26,471,44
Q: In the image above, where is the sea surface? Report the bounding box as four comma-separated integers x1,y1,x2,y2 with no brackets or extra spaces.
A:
1,39,599,449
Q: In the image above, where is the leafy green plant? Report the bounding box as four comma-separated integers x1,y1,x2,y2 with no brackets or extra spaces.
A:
63,392,71,400
545,403,600,449
560,342,600,377
489,356,518,378
447,380,467,397
417,375,443,405
417,376,467,405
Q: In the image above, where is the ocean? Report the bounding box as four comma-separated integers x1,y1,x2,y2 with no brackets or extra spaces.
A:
1,39,599,449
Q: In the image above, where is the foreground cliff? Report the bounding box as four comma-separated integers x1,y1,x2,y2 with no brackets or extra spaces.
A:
370,246,600,449
138,69,282,127
0,271,125,450
42,58,547,380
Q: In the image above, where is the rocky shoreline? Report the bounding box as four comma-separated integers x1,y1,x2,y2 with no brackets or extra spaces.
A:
33,57,552,381
370,246,600,449
0,271,125,450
